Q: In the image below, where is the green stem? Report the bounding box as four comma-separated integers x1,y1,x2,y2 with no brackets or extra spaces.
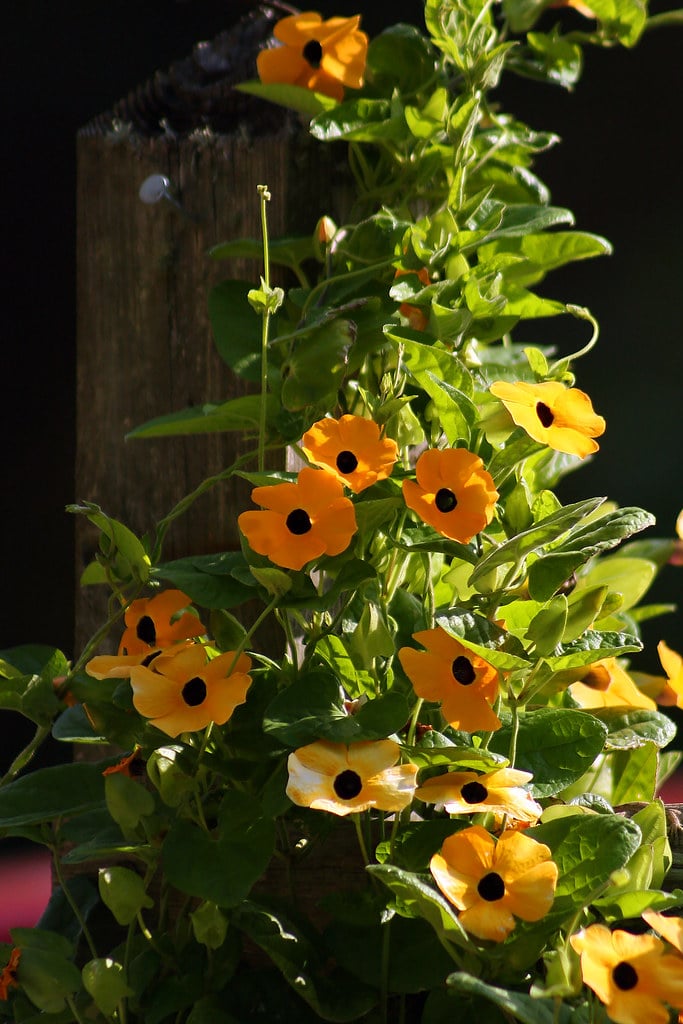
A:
645,9,683,29
225,594,281,677
51,847,98,960
353,813,371,866
508,700,520,768
0,724,50,787
550,305,600,372
380,916,391,1024
65,995,89,1024
257,184,272,475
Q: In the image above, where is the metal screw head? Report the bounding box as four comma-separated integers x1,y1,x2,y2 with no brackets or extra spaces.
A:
138,174,173,204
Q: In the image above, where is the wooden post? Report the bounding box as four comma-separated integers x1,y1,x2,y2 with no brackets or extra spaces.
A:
75,71,350,656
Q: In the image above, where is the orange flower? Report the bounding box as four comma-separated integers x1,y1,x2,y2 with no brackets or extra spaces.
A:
395,266,431,332
86,644,194,680
402,448,498,543
430,824,558,942
571,924,683,1024
129,645,252,738
103,747,145,778
301,415,398,492
489,380,605,458
256,11,368,102
416,767,541,822
118,590,205,657
398,626,501,732
286,738,418,816
652,641,683,707
0,948,20,1001
238,467,357,571
568,658,656,711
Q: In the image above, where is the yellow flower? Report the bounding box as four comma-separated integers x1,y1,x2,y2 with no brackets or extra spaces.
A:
129,646,252,738
301,415,398,493
430,824,558,942
0,948,21,1001
570,924,683,1024
416,767,541,822
399,626,501,733
118,590,205,657
548,0,596,17
489,380,605,458
568,658,656,711
256,11,369,102
238,467,357,571
402,448,498,543
85,644,194,680
643,910,683,954
286,738,418,817
655,641,683,707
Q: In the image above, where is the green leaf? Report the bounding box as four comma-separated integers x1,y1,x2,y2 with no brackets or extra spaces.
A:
311,98,406,143
0,763,105,831
82,959,133,1017
587,0,647,44
477,232,612,288
126,395,275,439
281,319,354,411
528,810,642,920
235,79,337,116
469,498,605,587
234,901,377,1021
489,708,607,797
67,502,150,584
368,864,473,951
105,772,155,833
579,555,658,615
209,236,315,270
162,791,275,907
190,901,228,950
263,670,410,745
17,947,81,1014
593,708,676,751
153,551,256,609
544,629,641,670
325,913,455,994
207,279,267,381
99,866,153,926
447,972,578,1024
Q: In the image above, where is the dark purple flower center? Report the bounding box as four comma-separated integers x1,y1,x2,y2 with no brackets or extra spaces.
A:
336,450,359,474
136,614,157,646
477,871,505,902
435,487,458,513
535,401,554,428
302,39,323,68
612,961,638,991
461,780,488,804
452,655,476,685
182,676,207,707
333,769,363,800
286,508,312,535
141,650,162,668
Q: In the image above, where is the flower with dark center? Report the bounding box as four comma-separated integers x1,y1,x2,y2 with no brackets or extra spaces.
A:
399,626,501,733
416,767,542,822
571,923,683,1024
489,380,605,458
286,738,418,817
568,657,656,711
238,467,357,571
430,824,557,941
118,590,205,656
257,12,368,102
402,448,498,543
129,646,252,738
301,414,398,493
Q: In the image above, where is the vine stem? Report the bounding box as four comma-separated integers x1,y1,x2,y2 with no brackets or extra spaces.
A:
0,724,50,788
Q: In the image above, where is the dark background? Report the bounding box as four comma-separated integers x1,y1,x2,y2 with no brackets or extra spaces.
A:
2,1,681,769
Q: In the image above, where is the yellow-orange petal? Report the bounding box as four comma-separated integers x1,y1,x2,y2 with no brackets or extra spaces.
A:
489,380,605,459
